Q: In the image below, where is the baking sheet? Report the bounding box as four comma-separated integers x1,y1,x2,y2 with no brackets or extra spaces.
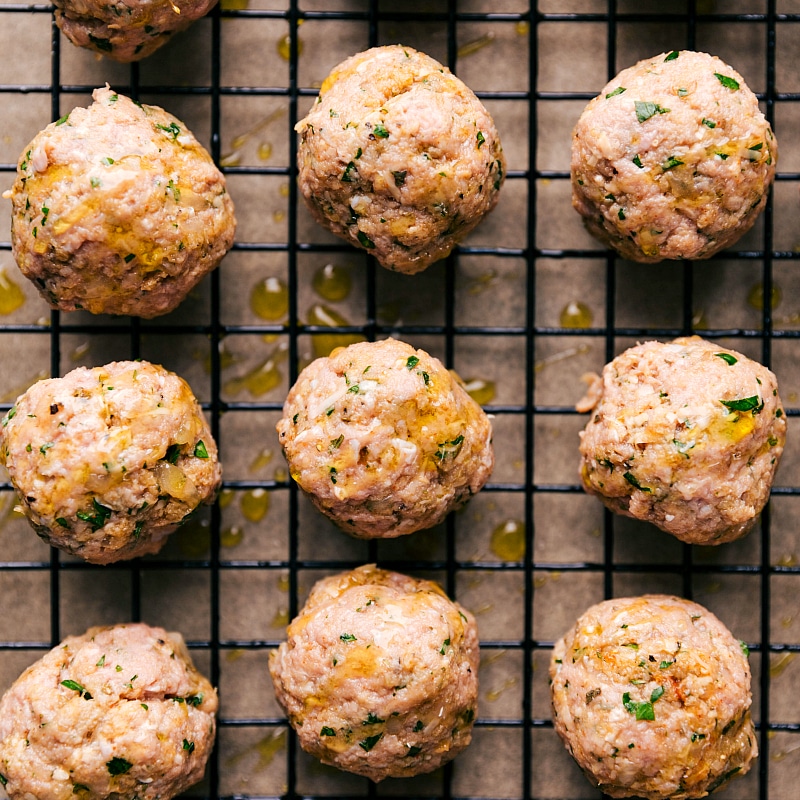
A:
0,1,799,798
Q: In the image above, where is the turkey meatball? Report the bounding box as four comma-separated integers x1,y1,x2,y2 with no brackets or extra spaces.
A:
0,623,218,800
578,336,785,545
269,564,479,781
295,45,505,274
276,338,494,538
0,360,221,564
5,86,235,318
54,0,217,63
572,50,776,262
550,595,757,799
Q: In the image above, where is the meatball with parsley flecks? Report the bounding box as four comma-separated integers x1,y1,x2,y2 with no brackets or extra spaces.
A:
572,50,776,262
0,623,217,800
269,564,479,781
295,45,505,274
276,338,494,538
5,86,235,318
0,360,221,564
54,0,218,63
551,595,757,799
577,336,785,545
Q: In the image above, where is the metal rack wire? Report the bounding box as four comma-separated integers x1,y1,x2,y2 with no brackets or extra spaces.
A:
0,1,799,798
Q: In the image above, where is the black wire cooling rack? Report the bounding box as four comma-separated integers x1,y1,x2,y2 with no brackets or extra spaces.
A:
1,1,799,799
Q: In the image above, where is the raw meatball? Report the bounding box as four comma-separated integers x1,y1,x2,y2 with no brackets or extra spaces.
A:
550,595,757,799
0,623,218,800
578,336,785,545
0,360,221,564
276,338,494,538
295,45,505,274
5,86,235,318
54,0,217,63
269,564,479,781
572,50,776,262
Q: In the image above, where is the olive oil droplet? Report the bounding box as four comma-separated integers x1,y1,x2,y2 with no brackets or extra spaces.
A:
177,518,211,557
307,304,365,358
462,377,496,406
312,262,352,302
218,487,235,509
249,447,273,472
221,0,249,9
257,141,273,161
221,525,244,548
769,652,796,678
277,34,303,61
515,21,530,35
272,607,290,628
0,267,25,315
747,281,782,311
251,276,288,321
491,519,525,562
559,300,593,329
241,487,270,522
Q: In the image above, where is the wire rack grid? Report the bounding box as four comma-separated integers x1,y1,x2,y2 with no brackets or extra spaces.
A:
0,1,799,799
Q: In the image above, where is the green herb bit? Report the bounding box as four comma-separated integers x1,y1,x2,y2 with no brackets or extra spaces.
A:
623,471,651,492
440,638,451,655
90,176,101,189
329,434,344,450
768,435,778,447
605,86,626,99
106,757,132,776
677,87,688,97
124,253,136,263
622,642,639,650
364,712,384,725
165,443,181,464
77,498,113,532
691,732,706,742
61,679,92,699
632,154,644,168
421,371,430,385
662,156,684,170
618,208,626,220
183,739,195,753
357,230,376,249
359,732,383,751
355,147,362,159
321,726,336,736
651,685,665,702
435,434,465,461
716,152,730,160
0,774,9,787
133,521,144,540
56,517,70,528
720,396,763,414
622,692,655,721
155,122,181,141
701,118,717,129
330,467,338,484
714,352,737,365
739,640,750,657
414,720,424,732
326,407,335,416
392,170,407,187
749,142,763,151
329,109,338,118
664,50,680,61
476,131,486,148
38,441,54,455
714,73,740,91
341,161,357,182
97,655,106,667
659,661,672,669
373,122,389,139
166,179,180,202
406,355,420,370
193,440,209,459
604,193,616,202
635,100,670,123
673,439,694,457
101,157,115,166
776,408,784,418
347,384,360,394
340,632,356,642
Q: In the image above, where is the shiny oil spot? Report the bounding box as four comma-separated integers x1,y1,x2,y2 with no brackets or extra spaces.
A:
241,488,270,522
559,300,593,329
0,267,25,315
251,276,288,321
748,281,782,311
277,34,303,61
462,377,496,406
307,304,365,358
221,525,244,548
491,519,525,562
312,262,352,302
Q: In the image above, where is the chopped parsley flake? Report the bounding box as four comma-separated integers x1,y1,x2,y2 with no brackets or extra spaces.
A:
124,253,135,263
605,86,626,99
77,498,113,532
90,176,101,188
406,355,420,370
97,655,106,667
341,161,357,182
714,73,740,91
340,632,356,642
750,142,763,151
61,679,92,699
56,517,70,528
632,154,643,168
321,726,336,736
714,352,738,365
0,775,7,787
440,638,451,655
476,131,486,148
106,757,132,776
330,467,337,484
618,208,626,220
720,396,763,414
414,720,424,732
182,739,195,753
716,152,730,160
677,87,688,97
702,118,717,129
635,100,670,123
101,157,115,166
622,687,663,721
740,640,750,657
373,122,389,139
56,113,71,126
435,434,465,461
329,434,344,450
364,712,384,725
691,732,706,742
662,156,684,170
659,661,672,669
623,471,651,492
392,169,407,187
357,230,376,249
165,443,181,464
664,50,680,61
193,440,209,459
155,122,181,140
359,732,383,751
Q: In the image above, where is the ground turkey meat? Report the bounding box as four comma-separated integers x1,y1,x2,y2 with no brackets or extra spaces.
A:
0,360,221,564
578,336,785,545
54,0,217,63
572,50,776,262
0,623,218,800
269,564,479,781
5,86,235,318
295,44,505,274
550,595,757,799
276,338,494,538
